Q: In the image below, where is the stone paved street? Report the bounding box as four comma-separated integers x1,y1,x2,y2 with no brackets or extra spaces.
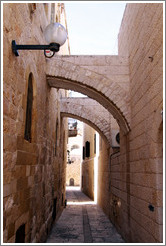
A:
46,187,125,243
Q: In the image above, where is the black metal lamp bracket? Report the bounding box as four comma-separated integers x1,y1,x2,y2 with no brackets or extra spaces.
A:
12,40,60,57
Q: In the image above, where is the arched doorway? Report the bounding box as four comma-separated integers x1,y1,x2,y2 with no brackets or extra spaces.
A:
70,178,74,186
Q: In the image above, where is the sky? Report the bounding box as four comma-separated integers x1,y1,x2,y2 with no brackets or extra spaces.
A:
65,2,126,97
65,2,126,55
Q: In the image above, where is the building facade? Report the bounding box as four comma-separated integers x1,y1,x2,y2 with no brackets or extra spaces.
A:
3,3,69,243
66,119,82,187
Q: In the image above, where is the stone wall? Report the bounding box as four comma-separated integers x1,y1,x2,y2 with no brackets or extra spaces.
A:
97,136,110,210
3,3,69,243
117,3,163,243
82,124,97,200
66,157,81,186
81,3,163,243
61,55,130,91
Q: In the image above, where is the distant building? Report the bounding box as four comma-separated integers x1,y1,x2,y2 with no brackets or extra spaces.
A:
66,119,83,187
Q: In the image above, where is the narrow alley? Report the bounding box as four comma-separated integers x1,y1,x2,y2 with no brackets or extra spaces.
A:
46,187,125,243
3,2,163,244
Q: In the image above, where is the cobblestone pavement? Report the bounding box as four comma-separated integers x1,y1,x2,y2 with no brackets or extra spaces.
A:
46,187,125,243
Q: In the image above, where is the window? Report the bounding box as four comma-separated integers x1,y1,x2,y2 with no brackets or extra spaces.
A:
83,146,85,160
61,194,64,206
24,73,33,142
99,136,102,151
116,132,120,144
55,119,58,156
15,224,25,243
94,134,96,154
85,141,90,158
52,198,57,221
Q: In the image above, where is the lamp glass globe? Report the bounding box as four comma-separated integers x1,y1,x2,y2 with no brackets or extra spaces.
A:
44,23,67,46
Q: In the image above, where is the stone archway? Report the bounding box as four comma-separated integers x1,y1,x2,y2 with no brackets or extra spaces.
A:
60,97,114,146
46,56,131,134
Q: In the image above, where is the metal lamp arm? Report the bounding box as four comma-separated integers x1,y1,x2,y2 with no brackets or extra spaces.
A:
12,40,60,56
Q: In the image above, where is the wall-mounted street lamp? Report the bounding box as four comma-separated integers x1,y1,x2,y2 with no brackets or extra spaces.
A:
12,22,67,58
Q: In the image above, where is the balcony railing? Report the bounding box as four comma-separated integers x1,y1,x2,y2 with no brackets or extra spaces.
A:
68,129,77,137
68,120,77,137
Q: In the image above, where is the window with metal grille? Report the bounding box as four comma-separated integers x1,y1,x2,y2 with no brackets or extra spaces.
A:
24,73,33,142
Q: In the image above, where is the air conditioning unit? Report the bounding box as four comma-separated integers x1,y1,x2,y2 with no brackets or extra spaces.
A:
111,129,120,147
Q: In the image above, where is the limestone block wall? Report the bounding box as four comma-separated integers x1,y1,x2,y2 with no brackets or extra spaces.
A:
3,3,69,243
97,136,110,212
55,55,130,92
117,3,163,243
86,3,163,243
55,3,70,55
98,131,130,240
66,157,81,186
82,124,97,200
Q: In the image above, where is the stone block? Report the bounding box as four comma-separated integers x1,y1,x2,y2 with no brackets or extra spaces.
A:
7,222,15,240
130,217,155,243
16,177,28,191
3,116,10,134
26,165,31,177
3,229,7,243
3,134,17,152
130,206,162,242
16,121,24,135
17,136,38,154
5,173,13,187
9,103,18,121
19,198,30,214
4,184,12,197
3,97,10,116
16,150,37,166
19,188,31,203
13,165,26,180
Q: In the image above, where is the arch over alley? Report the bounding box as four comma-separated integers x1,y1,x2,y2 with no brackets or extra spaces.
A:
60,97,113,146
46,56,131,134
